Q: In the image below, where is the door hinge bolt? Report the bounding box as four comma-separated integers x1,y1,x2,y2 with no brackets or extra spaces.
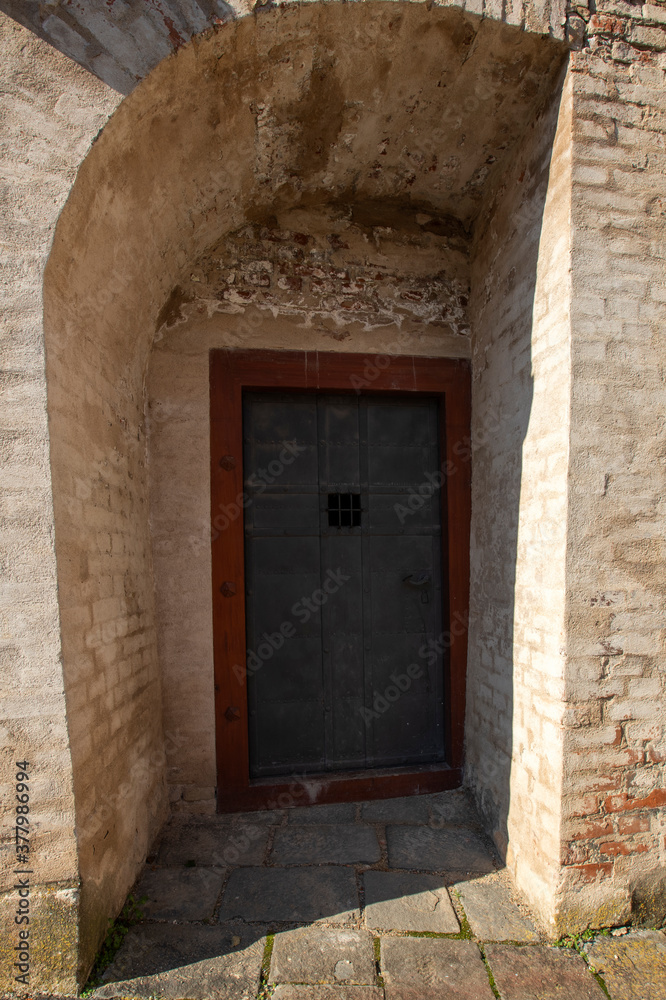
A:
220,455,236,470
220,581,237,597
225,706,241,722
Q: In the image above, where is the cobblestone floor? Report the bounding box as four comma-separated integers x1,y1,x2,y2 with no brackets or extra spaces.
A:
90,790,666,1000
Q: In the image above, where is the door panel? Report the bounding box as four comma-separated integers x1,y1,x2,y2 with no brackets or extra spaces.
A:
243,390,446,778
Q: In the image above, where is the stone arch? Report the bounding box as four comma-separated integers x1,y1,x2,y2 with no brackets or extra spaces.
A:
43,1,570,976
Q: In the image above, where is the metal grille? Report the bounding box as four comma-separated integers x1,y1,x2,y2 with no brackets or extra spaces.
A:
327,493,362,528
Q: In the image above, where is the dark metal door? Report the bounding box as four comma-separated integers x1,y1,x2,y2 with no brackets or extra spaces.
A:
243,391,446,778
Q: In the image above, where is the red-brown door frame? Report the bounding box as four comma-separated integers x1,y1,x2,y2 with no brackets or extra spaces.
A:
210,349,471,812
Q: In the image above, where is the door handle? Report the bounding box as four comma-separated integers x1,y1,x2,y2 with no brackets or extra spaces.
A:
402,570,431,587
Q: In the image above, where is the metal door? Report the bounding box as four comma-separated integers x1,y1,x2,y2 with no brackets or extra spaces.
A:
243,391,446,778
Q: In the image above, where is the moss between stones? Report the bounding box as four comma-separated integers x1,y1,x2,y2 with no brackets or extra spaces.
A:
372,936,385,990
80,895,146,996
257,933,275,999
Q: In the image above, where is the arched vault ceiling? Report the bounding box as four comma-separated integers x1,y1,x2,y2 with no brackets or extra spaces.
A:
217,5,568,225
45,3,568,365
2,0,567,94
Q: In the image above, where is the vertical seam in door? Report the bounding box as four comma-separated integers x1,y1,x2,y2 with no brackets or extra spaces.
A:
316,394,332,770
358,396,371,769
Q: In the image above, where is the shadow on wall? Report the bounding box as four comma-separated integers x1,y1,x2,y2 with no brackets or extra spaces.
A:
0,0,231,93
465,60,570,909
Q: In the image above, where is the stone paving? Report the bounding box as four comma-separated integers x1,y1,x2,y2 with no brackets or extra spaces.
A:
92,790,666,999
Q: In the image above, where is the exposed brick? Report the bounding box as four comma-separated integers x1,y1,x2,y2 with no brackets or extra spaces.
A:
569,862,615,883
605,789,666,812
600,839,650,856
617,814,651,834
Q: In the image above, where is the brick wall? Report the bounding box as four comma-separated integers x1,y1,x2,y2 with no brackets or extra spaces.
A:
559,8,666,930
466,64,572,928
0,13,121,992
40,0,562,841
4,2,666,989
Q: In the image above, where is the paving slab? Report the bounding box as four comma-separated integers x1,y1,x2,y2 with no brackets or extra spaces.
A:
386,824,495,873
454,876,539,942
380,936,495,999
585,930,666,1000
272,988,384,999
364,870,459,932
135,866,224,921
485,944,606,999
270,927,376,985
427,790,480,827
158,819,269,866
93,922,267,999
361,796,430,824
288,802,359,824
271,824,381,864
228,808,284,825
219,865,360,923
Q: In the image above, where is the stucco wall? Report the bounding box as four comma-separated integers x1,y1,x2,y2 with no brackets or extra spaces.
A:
0,12,121,992
466,64,572,930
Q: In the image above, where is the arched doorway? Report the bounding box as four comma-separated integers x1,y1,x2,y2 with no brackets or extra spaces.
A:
43,1,569,972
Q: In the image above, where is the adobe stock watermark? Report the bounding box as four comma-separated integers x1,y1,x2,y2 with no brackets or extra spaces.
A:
360,611,468,728
233,568,351,682
189,437,306,554
394,405,503,524
77,729,188,845
394,454,465,524
347,328,415,394
212,773,313,866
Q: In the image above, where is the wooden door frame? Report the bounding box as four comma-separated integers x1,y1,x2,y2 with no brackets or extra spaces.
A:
210,349,471,812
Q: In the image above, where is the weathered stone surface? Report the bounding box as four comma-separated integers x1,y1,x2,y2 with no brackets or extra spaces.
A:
585,930,666,1000
387,825,496,873
270,927,376,985
485,944,606,999
6,2,568,96
364,871,459,932
427,790,480,827
93,923,267,999
219,866,360,923
271,825,381,865
272,988,384,999
158,820,269,866
135,866,224,921
361,796,430,824
0,886,80,995
228,809,285,825
380,936,495,999
454,877,539,942
289,802,359,824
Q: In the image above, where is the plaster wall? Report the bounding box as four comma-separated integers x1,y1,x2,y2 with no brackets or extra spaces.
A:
466,66,572,929
0,13,121,992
